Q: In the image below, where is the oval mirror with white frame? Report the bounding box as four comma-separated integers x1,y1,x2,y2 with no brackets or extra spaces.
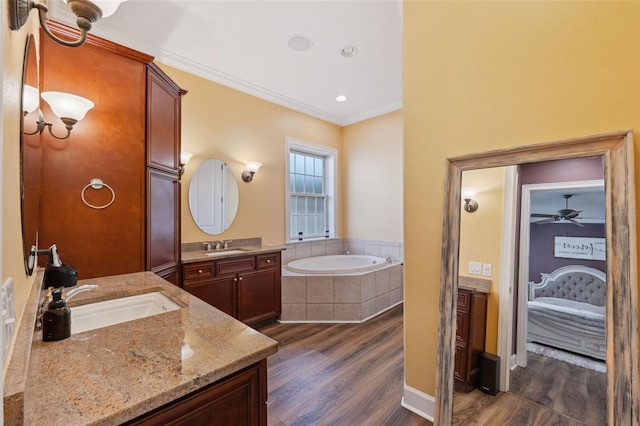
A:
188,159,239,235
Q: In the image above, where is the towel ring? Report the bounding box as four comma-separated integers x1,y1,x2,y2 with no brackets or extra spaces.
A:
81,178,115,209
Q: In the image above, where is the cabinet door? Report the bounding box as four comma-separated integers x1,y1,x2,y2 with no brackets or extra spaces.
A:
125,360,267,426
147,169,180,274
454,342,466,382
157,266,180,286
146,64,183,173
185,278,237,318
456,308,469,343
238,269,281,325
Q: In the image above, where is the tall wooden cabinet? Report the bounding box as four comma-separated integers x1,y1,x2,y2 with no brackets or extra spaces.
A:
454,288,488,392
39,23,185,282
146,64,186,285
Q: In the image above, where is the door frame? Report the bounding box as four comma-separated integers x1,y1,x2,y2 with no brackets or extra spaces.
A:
515,179,605,370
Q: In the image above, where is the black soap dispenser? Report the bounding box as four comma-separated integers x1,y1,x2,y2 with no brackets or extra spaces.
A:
42,287,71,341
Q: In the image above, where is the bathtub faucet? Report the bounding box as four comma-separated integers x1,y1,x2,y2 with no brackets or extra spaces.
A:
385,256,393,263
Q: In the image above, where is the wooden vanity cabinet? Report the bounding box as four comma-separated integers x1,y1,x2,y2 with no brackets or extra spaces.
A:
238,253,281,325
186,260,237,318
454,288,488,392
125,359,267,425
183,252,281,326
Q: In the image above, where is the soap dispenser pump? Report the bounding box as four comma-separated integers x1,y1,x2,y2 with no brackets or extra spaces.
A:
42,287,71,341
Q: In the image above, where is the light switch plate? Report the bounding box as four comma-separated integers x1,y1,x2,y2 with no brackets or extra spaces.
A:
468,261,482,275
2,278,16,363
482,263,492,276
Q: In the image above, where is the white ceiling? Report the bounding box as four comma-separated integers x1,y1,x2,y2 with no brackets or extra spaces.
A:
48,0,403,126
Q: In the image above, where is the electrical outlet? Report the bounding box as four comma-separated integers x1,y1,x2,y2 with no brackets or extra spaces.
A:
468,261,482,275
482,263,492,276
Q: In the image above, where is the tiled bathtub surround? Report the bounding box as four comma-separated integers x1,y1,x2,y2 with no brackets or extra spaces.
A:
281,238,404,265
281,262,404,322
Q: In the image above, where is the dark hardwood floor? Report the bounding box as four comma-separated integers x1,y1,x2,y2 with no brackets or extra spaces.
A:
256,304,430,426
509,351,607,425
257,305,605,425
452,350,606,425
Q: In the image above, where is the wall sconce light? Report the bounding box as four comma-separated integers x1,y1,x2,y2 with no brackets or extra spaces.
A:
22,84,39,115
462,187,479,213
8,0,128,48
23,87,94,140
179,152,193,175
242,162,262,182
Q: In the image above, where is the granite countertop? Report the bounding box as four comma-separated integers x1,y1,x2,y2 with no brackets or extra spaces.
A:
181,244,285,264
7,271,278,425
458,275,491,294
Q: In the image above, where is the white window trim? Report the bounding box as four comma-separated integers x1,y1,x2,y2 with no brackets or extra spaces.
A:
285,137,338,243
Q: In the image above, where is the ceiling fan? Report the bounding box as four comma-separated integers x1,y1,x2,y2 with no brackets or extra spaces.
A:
531,194,585,227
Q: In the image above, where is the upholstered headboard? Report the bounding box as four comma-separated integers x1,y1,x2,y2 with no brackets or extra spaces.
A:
528,265,607,306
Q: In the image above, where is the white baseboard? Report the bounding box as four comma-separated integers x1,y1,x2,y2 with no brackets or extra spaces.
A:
400,383,434,422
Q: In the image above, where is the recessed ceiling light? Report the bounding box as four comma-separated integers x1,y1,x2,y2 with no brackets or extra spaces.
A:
287,35,313,52
336,95,348,102
341,46,358,58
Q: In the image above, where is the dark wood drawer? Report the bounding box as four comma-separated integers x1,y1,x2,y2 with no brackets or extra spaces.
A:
256,253,279,269
183,262,214,281
216,256,256,276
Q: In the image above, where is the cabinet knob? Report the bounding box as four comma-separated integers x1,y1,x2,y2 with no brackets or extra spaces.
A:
198,269,203,274
239,277,243,281
266,259,271,264
234,278,238,282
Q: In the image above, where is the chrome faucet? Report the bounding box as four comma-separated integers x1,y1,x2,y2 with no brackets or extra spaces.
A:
203,242,211,251
213,241,222,250
223,240,232,249
385,256,393,263
65,284,99,302
36,284,98,328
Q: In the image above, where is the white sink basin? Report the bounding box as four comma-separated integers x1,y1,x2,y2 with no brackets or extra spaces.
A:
205,250,247,257
71,292,181,334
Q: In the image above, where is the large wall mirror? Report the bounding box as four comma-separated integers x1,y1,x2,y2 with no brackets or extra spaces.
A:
188,159,239,234
435,131,639,424
20,35,42,275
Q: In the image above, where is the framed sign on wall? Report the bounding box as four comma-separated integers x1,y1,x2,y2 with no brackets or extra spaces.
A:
554,236,606,260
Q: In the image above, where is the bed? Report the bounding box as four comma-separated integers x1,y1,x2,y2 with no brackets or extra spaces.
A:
527,265,606,360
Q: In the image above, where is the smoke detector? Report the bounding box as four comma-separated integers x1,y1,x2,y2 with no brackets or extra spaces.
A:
287,35,313,52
